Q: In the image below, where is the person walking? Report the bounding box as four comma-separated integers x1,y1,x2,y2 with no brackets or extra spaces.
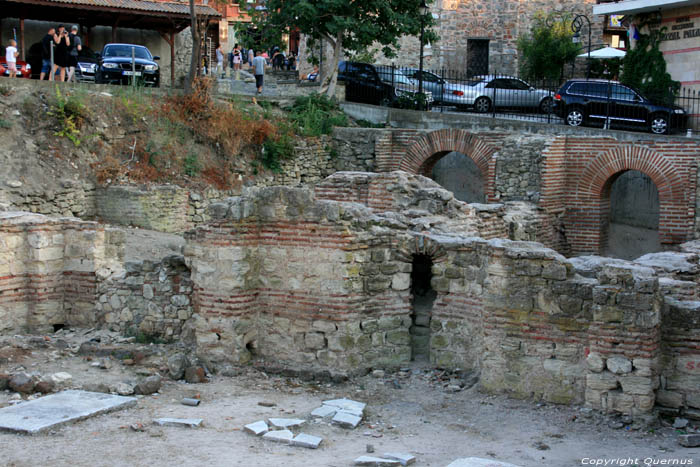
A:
232,44,242,80
252,49,266,95
66,25,82,82
215,44,225,79
248,48,254,67
4,39,18,78
40,27,55,80
52,25,70,82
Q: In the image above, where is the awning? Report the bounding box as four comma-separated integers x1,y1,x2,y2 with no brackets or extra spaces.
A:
578,47,627,59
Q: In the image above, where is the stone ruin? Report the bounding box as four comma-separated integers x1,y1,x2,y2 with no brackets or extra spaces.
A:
1,172,699,420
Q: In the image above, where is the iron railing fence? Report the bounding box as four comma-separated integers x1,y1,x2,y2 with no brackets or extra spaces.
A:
340,63,699,135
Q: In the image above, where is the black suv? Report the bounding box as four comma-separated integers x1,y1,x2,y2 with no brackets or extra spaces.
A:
338,61,432,108
554,79,687,134
95,43,160,87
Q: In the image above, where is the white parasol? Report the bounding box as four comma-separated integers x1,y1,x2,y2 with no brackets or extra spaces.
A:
578,47,627,59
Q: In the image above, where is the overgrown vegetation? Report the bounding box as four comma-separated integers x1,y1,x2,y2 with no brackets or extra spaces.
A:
621,17,680,104
289,94,348,137
47,86,89,147
0,83,12,97
0,118,11,129
517,12,580,81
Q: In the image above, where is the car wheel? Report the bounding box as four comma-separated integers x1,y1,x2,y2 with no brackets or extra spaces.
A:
650,113,669,135
539,97,553,114
474,96,491,113
565,107,585,127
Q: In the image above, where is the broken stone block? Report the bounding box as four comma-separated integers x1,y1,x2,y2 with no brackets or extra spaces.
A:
167,353,189,380
34,380,55,394
446,458,523,467
323,398,366,413
114,382,135,396
268,418,306,429
383,453,416,466
606,356,632,375
153,418,203,428
292,433,323,449
354,456,401,466
184,366,207,383
49,372,73,387
679,434,700,447
134,375,162,395
311,405,337,418
244,420,268,436
262,429,294,444
332,410,362,428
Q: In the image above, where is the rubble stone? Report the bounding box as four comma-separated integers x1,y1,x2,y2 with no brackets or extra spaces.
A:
262,429,294,444
606,357,632,375
292,433,323,449
134,375,162,395
244,420,269,436
9,373,36,394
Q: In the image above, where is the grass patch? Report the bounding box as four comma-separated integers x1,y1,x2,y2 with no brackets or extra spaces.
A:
48,85,89,146
289,94,348,137
0,118,11,129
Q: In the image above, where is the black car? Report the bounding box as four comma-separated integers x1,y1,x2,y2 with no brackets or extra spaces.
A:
338,61,432,108
95,43,160,87
553,79,687,134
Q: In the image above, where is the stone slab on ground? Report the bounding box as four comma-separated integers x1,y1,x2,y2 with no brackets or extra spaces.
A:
679,434,700,447
0,390,137,434
262,429,294,444
311,404,337,418
153,418,203,428
332,410,362,428
268,417,306,429
383,452,416,466
354,456,401,466
446,458,523,467
324,398,366,413
244,420,269,436
291,433,323,449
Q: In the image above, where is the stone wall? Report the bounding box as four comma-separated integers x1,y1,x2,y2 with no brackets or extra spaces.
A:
96,255,193,340
0,212,124,333
185,181,673,416
0,182,96,219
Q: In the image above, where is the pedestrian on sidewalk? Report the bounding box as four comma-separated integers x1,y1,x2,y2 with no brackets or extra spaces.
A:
215,44,225,78
232,44,242,80
67,25,82,82
252,49,266,95
40,27,55,80
4,39,18,78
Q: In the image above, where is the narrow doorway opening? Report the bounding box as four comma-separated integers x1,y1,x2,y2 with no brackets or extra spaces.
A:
410,254,436,361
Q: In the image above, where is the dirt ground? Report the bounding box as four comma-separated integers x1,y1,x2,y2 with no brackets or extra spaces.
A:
1,332,698,467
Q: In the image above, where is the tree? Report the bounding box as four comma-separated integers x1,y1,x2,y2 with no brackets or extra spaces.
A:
517,13,580,81
253,0,437,96
185,0,202,94
621,21,679,105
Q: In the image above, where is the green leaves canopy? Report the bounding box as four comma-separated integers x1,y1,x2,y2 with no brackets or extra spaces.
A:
517,13,580,81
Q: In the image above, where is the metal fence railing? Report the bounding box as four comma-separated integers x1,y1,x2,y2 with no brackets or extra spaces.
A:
338,63,699,135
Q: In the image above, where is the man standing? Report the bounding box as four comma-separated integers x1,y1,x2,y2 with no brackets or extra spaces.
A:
215,44,224,79
67,25,82,82
252,49,266,95
40,27,55,80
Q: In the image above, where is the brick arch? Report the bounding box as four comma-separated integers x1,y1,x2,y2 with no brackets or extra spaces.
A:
400,129,499,201
570,145,692,253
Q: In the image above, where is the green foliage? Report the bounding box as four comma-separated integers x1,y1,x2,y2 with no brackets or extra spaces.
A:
253,0,438,93
588,58,622,80
126,328,169,345
394,92,430,110
351,47,380,64
0,83,12,97
289,94,348,136
183,152,200,176
621,24,680,105
0,118,11,129
48,86,88,147
517,12,580,81
260,132,294,172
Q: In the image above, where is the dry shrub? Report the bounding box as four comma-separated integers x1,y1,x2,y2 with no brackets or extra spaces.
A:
92,155,124,184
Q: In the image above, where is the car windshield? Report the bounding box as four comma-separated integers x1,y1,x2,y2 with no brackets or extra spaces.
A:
103,45,151,60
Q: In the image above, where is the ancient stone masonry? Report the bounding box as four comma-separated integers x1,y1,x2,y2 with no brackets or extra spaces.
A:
0,212,124,333
96,255,193,340
0,182,96,219
182,172,696,416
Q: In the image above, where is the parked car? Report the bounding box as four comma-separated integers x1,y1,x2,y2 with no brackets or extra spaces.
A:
464,75,555,113
553,79,687,134
398,68,486,108
95,43,160,87
338,61,432,108
0,47,31,78
74,46,100,82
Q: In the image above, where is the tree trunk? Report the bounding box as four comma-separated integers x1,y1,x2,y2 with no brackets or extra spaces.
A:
321,32,342,98
185,0,200,93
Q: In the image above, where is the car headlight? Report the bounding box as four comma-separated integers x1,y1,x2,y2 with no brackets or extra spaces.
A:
25,64,31,70
103,62,118,69
674,109,685,114
144,64,158,71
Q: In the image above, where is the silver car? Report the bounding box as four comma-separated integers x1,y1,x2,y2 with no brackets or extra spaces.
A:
401,69,554,114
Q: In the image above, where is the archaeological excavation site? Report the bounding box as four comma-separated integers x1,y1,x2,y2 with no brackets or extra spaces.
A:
0,80,699,466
